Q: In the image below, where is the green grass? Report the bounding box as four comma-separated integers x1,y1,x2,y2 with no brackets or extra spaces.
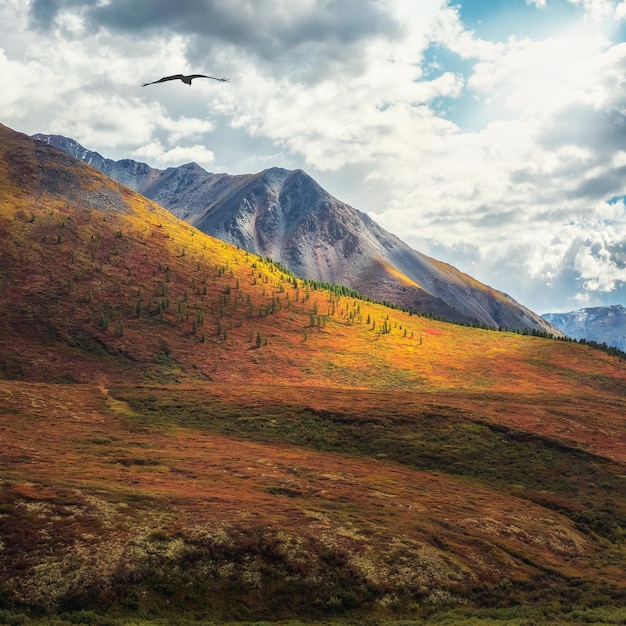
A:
4,604,626,625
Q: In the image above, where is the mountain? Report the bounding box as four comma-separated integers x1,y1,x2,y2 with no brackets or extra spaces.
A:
543,305,626,351
3,122,625,623
33,133,558,335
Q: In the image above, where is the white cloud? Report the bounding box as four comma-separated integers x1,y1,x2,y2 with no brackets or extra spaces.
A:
616,1,626,18
431,5,504,60
474,35,606,113
131,141,215,169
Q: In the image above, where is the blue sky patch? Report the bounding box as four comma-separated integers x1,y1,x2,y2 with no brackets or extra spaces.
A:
456,0,581,41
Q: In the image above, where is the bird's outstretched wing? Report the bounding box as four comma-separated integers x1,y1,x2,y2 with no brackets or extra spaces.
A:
189,74,230,82
142,74,185,86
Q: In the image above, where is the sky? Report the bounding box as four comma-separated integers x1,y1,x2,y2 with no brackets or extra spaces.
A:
2,0,626,314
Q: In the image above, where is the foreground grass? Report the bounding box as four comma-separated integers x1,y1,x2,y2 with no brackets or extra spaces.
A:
4,605,626,626
1,381,624,622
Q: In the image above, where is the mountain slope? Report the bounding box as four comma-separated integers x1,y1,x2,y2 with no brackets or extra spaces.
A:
544,305,626,351
2,123,625,623
0,125,582,391
33,133,557,334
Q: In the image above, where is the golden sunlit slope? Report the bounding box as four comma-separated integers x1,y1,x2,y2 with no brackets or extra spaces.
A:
0,122,625,624
0,123,623,393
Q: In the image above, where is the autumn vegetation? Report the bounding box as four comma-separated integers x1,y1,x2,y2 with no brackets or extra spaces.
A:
0,123,625,625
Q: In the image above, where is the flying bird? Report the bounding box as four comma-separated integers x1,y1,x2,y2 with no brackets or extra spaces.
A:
142,74,229,87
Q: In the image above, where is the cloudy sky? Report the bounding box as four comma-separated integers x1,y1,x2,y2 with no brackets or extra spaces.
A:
2,0,626,314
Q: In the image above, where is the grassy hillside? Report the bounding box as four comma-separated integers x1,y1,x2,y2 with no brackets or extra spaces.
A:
0,123,625,625
1,125,622,392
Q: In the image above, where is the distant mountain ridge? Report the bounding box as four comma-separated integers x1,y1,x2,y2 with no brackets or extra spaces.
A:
33,133,557,334
543,305,626,351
